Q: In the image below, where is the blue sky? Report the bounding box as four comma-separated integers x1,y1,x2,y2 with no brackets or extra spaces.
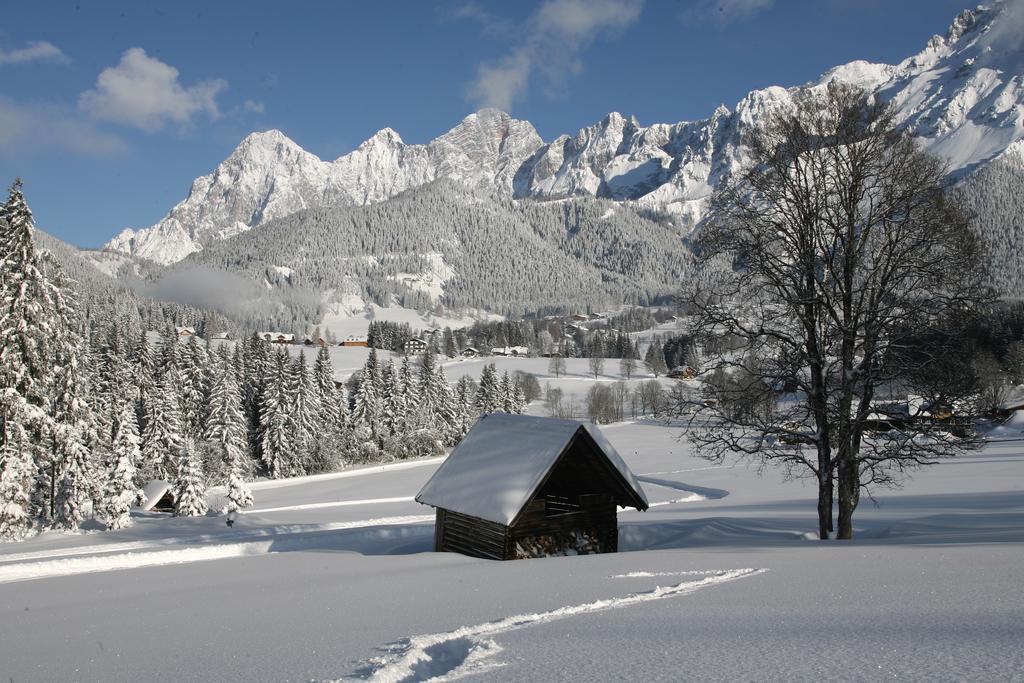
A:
1,0,970,247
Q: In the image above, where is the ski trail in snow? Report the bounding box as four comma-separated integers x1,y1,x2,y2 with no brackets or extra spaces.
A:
0,515,433,580
242,497,414,515
638,465,733,476
610,569,734,578
241,456,446,492
343,568,766,682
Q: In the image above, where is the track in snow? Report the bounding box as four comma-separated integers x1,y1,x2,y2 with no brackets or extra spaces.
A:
0,514,434,584
344,567,766,682
242,497,415,515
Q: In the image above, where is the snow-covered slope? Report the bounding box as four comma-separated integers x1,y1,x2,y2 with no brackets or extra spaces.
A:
105,2,1024,265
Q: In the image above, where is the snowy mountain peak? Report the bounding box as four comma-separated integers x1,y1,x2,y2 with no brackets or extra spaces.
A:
358,127,405,150
103,3,1024,265
231,129,308,161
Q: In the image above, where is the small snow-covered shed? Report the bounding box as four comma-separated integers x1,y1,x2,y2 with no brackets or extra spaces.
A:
416,413,648,560
137,480,174,512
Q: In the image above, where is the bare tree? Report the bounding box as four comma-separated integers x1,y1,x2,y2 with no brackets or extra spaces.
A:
588,354,605,379
547,353,566,378
972,352,1011,416
637,380,666,417
544,383,570,419
685,83,991,540
586,384,616,424
619,355,637,380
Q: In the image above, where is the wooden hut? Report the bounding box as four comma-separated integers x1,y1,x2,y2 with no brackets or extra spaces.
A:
415,413,648,560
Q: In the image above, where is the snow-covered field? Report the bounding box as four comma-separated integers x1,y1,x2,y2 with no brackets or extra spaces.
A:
0,350,1017,679
1,410,1021,681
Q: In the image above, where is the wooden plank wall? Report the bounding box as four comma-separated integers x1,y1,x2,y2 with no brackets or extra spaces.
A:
437,509,510,560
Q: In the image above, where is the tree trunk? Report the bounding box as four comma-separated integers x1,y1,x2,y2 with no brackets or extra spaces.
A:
817,466,833,540
836,454,858,540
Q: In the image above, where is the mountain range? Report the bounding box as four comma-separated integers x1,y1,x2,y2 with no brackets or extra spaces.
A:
102,2,1024,268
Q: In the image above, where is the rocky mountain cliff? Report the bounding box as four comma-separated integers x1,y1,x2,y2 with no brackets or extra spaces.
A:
106,2,1024,266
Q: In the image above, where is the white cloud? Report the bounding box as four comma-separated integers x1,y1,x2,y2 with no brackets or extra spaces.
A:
242,99,265,114
981,0,1024,54
465,0,644,112
79,48,226,132
0,41,69,65
0,97,128,157
681,0,774,27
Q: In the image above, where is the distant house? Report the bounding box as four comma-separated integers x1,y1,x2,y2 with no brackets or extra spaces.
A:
863,402,912,433
997,390,1024,419
667,366,696,380
571,314,589,322
461,346,479,358
209,332,230,341
341,336,369,347
260,332,294,345
405,337,428,355
416,413,649,560
303,336,328,347
175,326,196,338
491,346,529,357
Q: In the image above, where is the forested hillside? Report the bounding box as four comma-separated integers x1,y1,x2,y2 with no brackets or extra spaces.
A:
957,147,1024,296
170,181,694,323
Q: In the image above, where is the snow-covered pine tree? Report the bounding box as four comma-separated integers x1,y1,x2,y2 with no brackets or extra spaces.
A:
512,375,527,414
242,333,270,465
475,363,501,414
397,355,418,428
417,349,439,420
103,401,144,530
172,438,208,517
140,365,185,482
133,330,156,431
500,371,516,414
432,365,458,443
258,349,291,478
643,341,667,377
47,255,101,530
312,345,340,430
203,351,253,512
223,470,253,516
0,419,35,539
351,350,382,430
381,360,401,437
453,375,477,439
443,328,457,358
0,180,57,534
287,352,317,475
205,350,248,474
179,335,210,436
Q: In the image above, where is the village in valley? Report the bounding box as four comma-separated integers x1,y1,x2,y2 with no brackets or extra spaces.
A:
1,1,1023,681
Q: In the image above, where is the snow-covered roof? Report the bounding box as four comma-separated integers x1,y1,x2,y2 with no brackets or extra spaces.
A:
490,345,529,355
999,386,1024,411
415,413,648,525
136,480,172,511
259,332,294,341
